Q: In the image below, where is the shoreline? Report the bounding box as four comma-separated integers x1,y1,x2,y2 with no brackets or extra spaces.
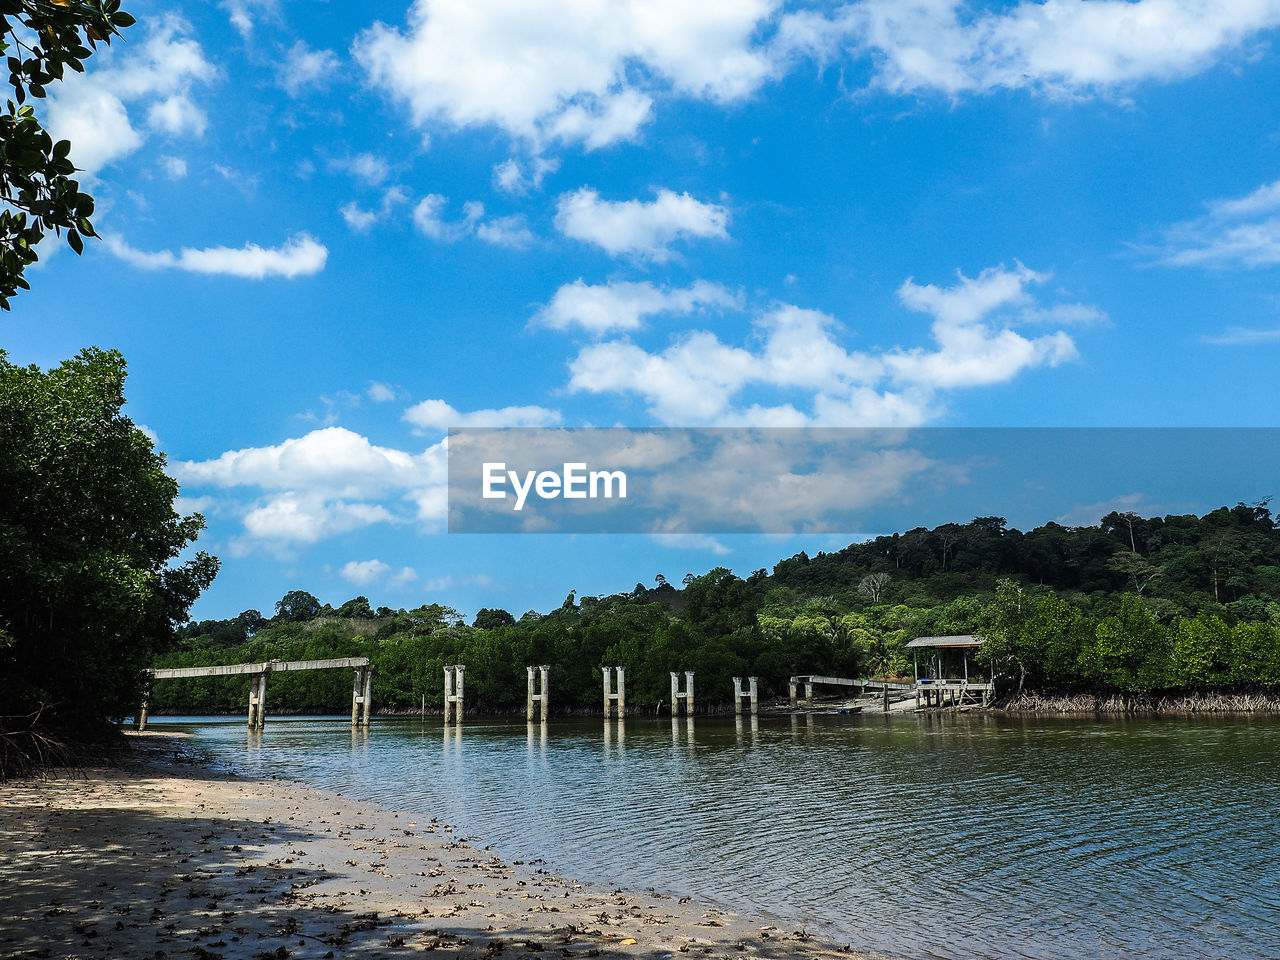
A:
0,734,877,960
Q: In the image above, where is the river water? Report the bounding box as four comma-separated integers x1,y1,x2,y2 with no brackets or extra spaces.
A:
161,713,1280,960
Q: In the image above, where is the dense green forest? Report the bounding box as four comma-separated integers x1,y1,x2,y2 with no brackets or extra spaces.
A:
151,503,1280,714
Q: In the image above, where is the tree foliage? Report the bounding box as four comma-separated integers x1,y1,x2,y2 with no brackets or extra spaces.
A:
0,348,218,736
0,0,134,308
152,505,1280,715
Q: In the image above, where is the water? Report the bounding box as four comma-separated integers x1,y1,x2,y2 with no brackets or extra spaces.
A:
158,713,1280,960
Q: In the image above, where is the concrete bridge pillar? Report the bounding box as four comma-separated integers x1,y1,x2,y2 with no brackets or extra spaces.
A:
732,677,760,715
602,665,625,718
247,671,267,729
670,671,694,715
444,664,465,722
789,679,798,708
527,664,550,722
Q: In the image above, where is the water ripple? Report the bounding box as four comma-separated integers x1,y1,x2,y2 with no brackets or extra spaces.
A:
170,713,1280,960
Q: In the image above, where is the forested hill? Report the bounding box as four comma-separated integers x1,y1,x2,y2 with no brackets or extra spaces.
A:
154,503,1280,713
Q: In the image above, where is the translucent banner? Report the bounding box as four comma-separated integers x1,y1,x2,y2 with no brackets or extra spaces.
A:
447,427,1280,534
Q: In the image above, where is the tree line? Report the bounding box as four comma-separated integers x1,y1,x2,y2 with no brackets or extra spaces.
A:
153,502,1280,714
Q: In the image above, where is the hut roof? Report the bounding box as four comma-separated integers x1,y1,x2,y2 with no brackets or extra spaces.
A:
905,634,986,649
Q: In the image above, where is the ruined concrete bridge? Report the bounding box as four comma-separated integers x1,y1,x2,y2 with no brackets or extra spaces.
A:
141,657,373,731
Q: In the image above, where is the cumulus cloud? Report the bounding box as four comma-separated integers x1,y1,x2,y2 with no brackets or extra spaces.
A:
341,186,410,233
1154,179,1280,268
567,264,1086,425
493,156,560,195
555,188,729,260
281,40,341,97
367,381,397,402
175,426,448,545
45,17,215,176
354,0,778,149
847,0,1280,97
351,1,1272,157
341,559,391,586
158,155,188,180
332,152,391,186
403,399,563,432
533,279,738,334
411,195,534,246
103,233,328,279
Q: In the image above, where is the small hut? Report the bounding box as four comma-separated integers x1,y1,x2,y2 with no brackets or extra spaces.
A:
905,635,993,707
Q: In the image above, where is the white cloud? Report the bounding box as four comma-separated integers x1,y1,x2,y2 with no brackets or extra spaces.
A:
341,559,391,586
354,0,778,149
333,152,391,186
567,264,1084,425
650,533,732,556
555,187,730,260
341,186,410,233
403,399,563,432
848,0,1280,97
221,0,278,38
158,155,188,179
1155,178,1280,268
243,495,396,544
45,17,215,175
475,216,536,248
493,156,560,195
103,233,328,279
1203,326,1280,346
146,95,208,137
281,40,341,97
412,195,534,246
390,566,420,587
367,381,397,402
533,279,738,334
176,427,449,545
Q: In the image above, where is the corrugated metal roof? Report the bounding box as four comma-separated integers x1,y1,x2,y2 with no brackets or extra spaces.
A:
905,634,986,648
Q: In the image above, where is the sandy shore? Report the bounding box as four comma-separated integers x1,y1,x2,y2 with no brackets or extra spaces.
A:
0,734,875,960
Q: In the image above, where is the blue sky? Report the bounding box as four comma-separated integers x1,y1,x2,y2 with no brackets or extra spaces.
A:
9,0,1280,621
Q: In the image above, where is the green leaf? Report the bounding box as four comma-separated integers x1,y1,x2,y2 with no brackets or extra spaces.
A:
67,229,83,255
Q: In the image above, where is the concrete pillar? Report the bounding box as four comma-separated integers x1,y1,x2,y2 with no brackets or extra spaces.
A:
361,666,373,726
352,668,363,725
602,666,625,718
443,664,465,722
804,681,814,702
789,679,798,708
749,676,758,716
255,672,268,730
529,666,538,721
138,700,149,732
540,664,549,721
733,676,744,704
247,673,259,728
527,665,549,722
670,671,693,715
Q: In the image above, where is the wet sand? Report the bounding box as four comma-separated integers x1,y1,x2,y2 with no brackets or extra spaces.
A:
0,734,877,960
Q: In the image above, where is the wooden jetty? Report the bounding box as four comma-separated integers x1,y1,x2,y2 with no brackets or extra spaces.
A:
141,657,373,730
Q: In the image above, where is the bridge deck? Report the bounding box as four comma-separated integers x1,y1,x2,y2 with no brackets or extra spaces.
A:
150,657,371,680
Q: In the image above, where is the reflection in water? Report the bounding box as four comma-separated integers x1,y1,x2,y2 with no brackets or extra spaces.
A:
603,718,626,755
442,721,462,755
171,713,1280,960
